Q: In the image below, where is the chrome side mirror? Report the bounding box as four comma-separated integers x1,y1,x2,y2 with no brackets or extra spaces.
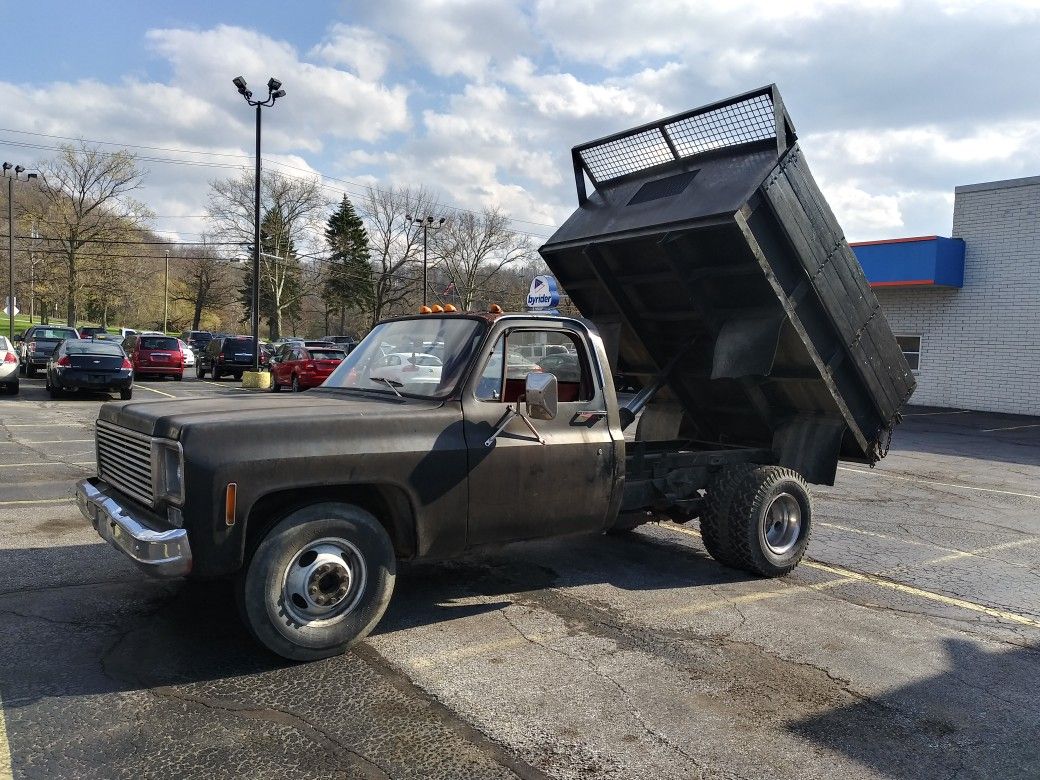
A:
525,372,558,420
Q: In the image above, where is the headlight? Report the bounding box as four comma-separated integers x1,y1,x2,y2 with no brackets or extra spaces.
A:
156,440,185,505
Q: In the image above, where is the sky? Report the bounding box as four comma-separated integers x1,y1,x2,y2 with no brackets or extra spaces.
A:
2,0,1040,248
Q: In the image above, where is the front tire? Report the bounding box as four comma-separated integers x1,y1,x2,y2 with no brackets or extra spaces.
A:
270,373,281,392
236,502,396,661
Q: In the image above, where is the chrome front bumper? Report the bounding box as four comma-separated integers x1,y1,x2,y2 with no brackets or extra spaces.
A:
76,478,192,578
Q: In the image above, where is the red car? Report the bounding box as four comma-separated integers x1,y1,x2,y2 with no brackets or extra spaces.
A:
270,344,345,392
121,334,184,380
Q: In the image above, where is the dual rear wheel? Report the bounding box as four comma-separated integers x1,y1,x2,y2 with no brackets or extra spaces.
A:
701,465,813,577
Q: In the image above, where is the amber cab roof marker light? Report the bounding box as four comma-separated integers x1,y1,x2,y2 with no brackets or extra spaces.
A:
443,304,457,313
419,305,432,314
488,304,503,314
430,304,444,313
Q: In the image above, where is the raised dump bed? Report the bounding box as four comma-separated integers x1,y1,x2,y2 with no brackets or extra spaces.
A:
539,85,915,485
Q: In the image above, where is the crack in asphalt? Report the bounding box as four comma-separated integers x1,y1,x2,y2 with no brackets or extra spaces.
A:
146,686,396,780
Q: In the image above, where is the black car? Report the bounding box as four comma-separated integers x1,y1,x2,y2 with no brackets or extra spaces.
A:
46,338,133,399
180,330,213,352
16,325,80,377
198,335,264,380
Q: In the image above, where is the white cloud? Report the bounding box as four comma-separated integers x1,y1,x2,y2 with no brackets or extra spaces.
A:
308,24,393,82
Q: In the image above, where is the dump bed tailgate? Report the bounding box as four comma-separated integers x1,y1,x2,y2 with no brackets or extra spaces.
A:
539,85,914,483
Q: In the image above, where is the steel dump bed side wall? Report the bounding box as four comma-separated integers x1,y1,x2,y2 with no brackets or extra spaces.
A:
539,98,914,485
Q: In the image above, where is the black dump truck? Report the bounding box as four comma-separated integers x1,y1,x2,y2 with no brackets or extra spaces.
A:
76,85,914,660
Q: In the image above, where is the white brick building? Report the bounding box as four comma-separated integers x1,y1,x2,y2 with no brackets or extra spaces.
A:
853,176,1040,416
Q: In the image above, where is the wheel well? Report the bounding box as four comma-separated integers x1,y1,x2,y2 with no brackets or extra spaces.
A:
244,484,417,561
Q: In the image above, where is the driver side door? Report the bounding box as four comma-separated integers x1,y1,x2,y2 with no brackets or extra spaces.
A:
462,323,618,546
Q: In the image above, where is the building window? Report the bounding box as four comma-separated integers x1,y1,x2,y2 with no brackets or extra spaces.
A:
895,335,921,371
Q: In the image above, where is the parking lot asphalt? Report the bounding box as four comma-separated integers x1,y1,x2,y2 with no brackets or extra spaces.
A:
1,378,1038,779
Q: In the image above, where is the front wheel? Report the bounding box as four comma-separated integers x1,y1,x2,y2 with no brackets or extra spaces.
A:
236,502,396,661
270,373,281,392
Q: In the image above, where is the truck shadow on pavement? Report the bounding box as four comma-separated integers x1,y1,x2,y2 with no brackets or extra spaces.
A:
0,529,740,703
789,638,1040,779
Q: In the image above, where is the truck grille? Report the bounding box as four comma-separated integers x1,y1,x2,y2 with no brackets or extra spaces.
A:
96,420,156,507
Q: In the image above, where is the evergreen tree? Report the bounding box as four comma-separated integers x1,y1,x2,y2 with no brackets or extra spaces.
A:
323,195,372,333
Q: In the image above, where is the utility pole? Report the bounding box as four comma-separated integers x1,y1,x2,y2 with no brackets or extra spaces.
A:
29,221,36,324
163,249,170,334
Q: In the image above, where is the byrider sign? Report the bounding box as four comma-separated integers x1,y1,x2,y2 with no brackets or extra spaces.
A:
526,275,560,310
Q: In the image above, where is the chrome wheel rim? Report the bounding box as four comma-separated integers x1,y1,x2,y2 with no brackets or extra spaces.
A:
763,492,801,556
281,537,367,625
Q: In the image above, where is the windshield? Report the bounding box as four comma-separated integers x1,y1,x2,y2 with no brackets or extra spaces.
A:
67,341,124,356
31,328,78,341
308,349,345,361
322,317,485,398
140,336,179,350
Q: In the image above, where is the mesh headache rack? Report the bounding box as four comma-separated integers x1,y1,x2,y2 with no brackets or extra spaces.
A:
571,84,797,204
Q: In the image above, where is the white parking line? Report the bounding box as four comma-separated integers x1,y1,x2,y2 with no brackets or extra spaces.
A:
837,465,1040,501
0,498,75,506
0,690,11,780
0,461,94,468
901,409,971,417
665,525,1040,629
20,440,93,444
136,384,175,398
3,424,74,428
981,423,1040,433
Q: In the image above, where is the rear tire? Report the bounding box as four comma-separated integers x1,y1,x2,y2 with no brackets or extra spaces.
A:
236,502,396,661
197,366,206,379
174,373,182,381
25,365,35,378
120,388,133,400
718,466,812,577
212,367,222,381
700,465,756,568
270,373,281,392
291,375,301,392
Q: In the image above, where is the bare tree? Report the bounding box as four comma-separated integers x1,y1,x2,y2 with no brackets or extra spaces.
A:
206,170,328,336
433,206,534,310
27,143,149,326
359,185,438,327
170,244,234,330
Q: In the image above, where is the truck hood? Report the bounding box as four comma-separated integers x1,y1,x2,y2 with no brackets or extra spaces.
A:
98,389,440,440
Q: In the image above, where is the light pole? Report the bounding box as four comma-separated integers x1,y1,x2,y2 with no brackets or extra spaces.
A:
4,163,38,341
232,75,285,372
163,249,170,334
405,214,445,307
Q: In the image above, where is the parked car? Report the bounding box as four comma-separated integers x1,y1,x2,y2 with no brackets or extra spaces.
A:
537,352,582,382
0,335,19,394
116,328,138,339
369,351,443,387
178,339,196,368
270,344,346,392
16,325,80,377
198,335,267,380
122,334,184,381
323,335,359,353
46,338,133,399
180,330,213,352
78,326,109,339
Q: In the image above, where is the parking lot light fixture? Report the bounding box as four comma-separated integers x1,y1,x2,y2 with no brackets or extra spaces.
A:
231,75,285,372
407,214,446,307
4,163,37,341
